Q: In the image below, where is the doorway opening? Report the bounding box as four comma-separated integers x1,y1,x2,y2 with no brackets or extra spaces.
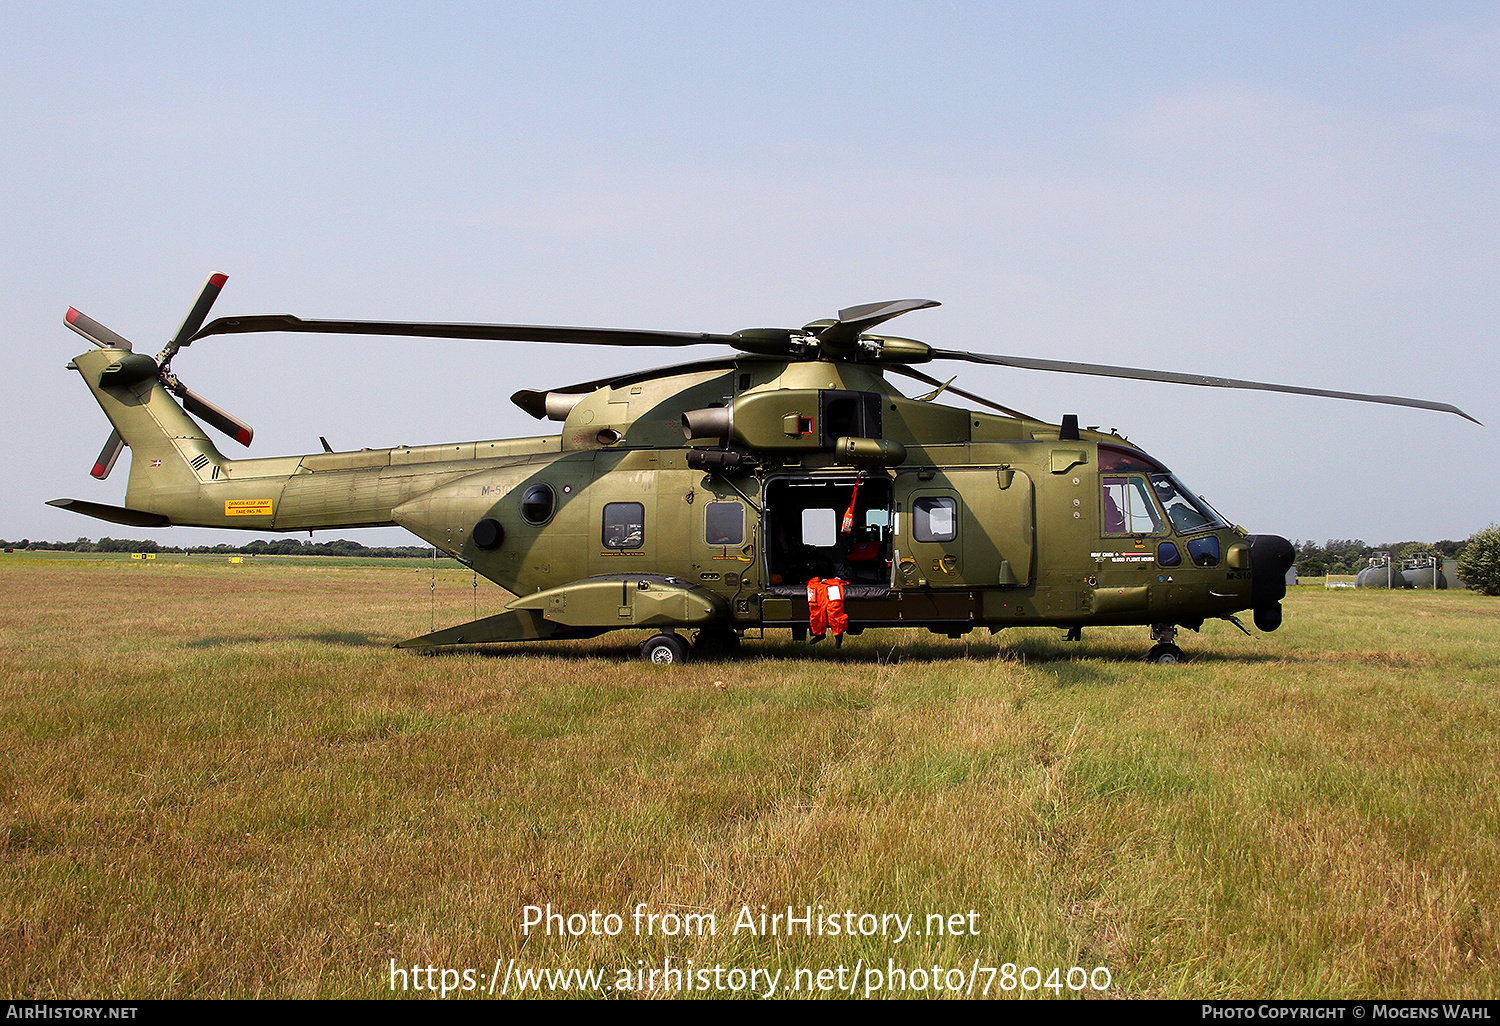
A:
764,474,893,597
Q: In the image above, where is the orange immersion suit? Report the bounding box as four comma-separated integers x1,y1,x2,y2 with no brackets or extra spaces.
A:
806,577,849,642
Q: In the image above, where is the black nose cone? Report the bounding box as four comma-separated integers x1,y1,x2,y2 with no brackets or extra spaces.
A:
1248,534,1296,632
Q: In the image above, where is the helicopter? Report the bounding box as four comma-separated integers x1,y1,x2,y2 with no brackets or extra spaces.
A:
51,274,1479,664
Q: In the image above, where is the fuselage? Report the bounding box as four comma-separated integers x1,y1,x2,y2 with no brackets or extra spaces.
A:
70,345,1290,640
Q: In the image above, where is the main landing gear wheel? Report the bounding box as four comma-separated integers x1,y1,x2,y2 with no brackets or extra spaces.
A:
641,632,690,664
1145,643,1185,664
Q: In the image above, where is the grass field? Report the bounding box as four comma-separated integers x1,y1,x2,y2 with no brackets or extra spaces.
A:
1,552,1496,999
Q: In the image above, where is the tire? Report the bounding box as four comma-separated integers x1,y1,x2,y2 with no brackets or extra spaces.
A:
1145,643,1185,664
641,633,690,665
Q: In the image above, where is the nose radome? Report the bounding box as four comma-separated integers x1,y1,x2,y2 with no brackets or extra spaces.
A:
1248,534,1296,632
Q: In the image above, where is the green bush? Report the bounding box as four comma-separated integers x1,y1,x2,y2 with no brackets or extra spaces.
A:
1458,524,1500,596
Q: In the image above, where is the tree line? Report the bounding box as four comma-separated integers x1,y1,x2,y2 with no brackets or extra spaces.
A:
1292,530,1500,598
1,537,445,558
1291,538,1467,578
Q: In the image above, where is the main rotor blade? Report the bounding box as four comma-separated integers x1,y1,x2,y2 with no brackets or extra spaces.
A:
932,349,1481,424
164,272,228,358
885,365,1036,421
193,314,739,349
817,299,940,355
91,430,124,480
64,308,133,350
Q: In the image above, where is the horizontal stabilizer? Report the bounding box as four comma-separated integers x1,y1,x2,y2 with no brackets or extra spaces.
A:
46,498,171,528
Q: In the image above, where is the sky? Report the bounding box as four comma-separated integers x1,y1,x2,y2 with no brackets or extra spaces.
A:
3,1,1495,549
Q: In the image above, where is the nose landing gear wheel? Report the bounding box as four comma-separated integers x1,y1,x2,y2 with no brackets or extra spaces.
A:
641,633,690,664
1145,643,1185,664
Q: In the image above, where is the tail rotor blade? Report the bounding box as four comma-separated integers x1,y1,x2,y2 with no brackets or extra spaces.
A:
91,430,124,479
65,309,133,350
169,272,228,351
177,386,254,446
159,272,228,368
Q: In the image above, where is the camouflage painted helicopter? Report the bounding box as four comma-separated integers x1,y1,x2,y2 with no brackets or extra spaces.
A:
52,274,1478,663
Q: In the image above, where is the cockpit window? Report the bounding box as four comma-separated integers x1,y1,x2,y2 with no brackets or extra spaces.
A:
1102,476,1164,534
1098,446,1164,474
1099,445,1228,535
1151,475,1223,533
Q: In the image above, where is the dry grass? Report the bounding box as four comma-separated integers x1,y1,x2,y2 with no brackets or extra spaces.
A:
1,554,1496,999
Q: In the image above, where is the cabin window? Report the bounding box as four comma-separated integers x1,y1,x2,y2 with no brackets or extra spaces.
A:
705,501,744,546
912,496,957,543
801,508,837,548
520,484,555,525
602,502,645,549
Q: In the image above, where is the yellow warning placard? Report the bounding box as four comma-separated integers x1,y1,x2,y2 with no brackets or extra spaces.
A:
225,499,273,516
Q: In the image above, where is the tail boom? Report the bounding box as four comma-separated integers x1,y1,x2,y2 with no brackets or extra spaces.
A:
60,345,562,534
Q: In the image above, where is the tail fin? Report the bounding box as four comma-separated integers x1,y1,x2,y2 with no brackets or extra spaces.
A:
69,345,226,519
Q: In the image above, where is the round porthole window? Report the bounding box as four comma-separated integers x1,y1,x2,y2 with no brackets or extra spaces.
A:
520,484,555,525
